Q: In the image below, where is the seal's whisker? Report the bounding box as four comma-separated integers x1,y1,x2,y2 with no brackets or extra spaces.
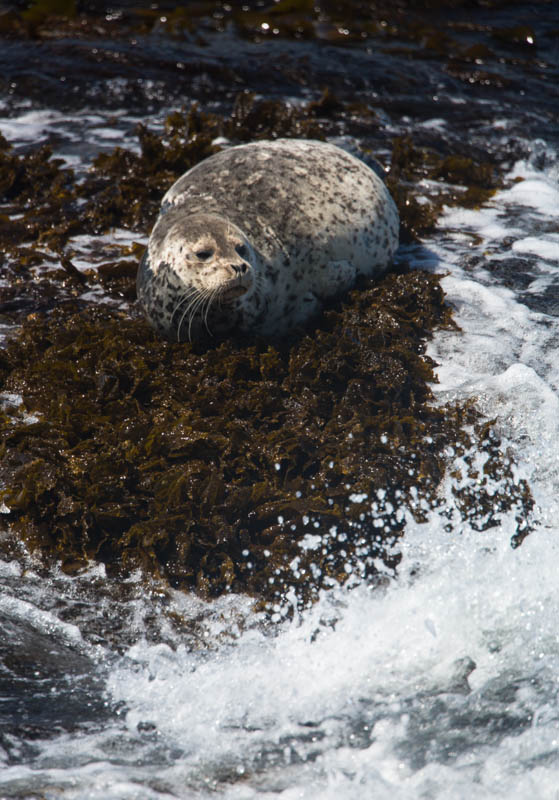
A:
176,296,196,342
186,289,211,342
177,289,205,342
174,301,198,339
198,287,213,336
171,287,198,327
184,292,207,342
188,290,207,342
202,287,221,335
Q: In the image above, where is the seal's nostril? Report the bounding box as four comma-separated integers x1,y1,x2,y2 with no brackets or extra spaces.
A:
232,263,246,275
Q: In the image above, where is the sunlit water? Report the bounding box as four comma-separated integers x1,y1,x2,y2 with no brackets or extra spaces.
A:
2,86,559,800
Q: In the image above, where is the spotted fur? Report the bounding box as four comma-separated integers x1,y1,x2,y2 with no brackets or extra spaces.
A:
137,139,399,341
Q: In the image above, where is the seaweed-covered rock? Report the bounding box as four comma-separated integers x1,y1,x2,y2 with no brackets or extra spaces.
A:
0,269,533,609
0,91,533,610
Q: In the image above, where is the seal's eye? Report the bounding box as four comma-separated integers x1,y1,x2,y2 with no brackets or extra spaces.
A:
195,249,214,260
235,244,248,258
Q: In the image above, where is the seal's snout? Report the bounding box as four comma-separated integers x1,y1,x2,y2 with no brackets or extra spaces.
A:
220,262,253,303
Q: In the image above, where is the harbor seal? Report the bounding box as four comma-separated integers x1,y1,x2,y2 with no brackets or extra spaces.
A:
137,139,399,341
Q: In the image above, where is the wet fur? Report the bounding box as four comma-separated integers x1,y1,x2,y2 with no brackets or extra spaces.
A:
137,139,399,341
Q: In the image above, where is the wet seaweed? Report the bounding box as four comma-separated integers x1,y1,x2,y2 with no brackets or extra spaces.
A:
387,135,502,242
0,84,534,610
0,267,533,609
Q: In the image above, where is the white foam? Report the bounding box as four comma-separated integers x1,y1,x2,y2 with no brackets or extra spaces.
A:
0,109,66,143
88,511,557,798
512,236,559,262
504,163,559,215
419,118,447,130
89,127,126,140
0,592,83,645
429,158,559,516
442,205,521,242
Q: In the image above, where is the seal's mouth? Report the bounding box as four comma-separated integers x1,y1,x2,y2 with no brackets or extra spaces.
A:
220,284,249,304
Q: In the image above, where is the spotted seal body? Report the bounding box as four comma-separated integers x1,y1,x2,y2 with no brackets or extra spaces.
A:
137,139,399,341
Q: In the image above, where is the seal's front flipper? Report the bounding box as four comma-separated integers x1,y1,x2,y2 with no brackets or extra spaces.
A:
317,260,357,300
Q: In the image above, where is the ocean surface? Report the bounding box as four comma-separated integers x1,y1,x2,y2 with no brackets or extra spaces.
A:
1,4,559,798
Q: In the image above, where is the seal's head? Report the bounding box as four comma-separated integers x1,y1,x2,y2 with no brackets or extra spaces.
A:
137,212,257,341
